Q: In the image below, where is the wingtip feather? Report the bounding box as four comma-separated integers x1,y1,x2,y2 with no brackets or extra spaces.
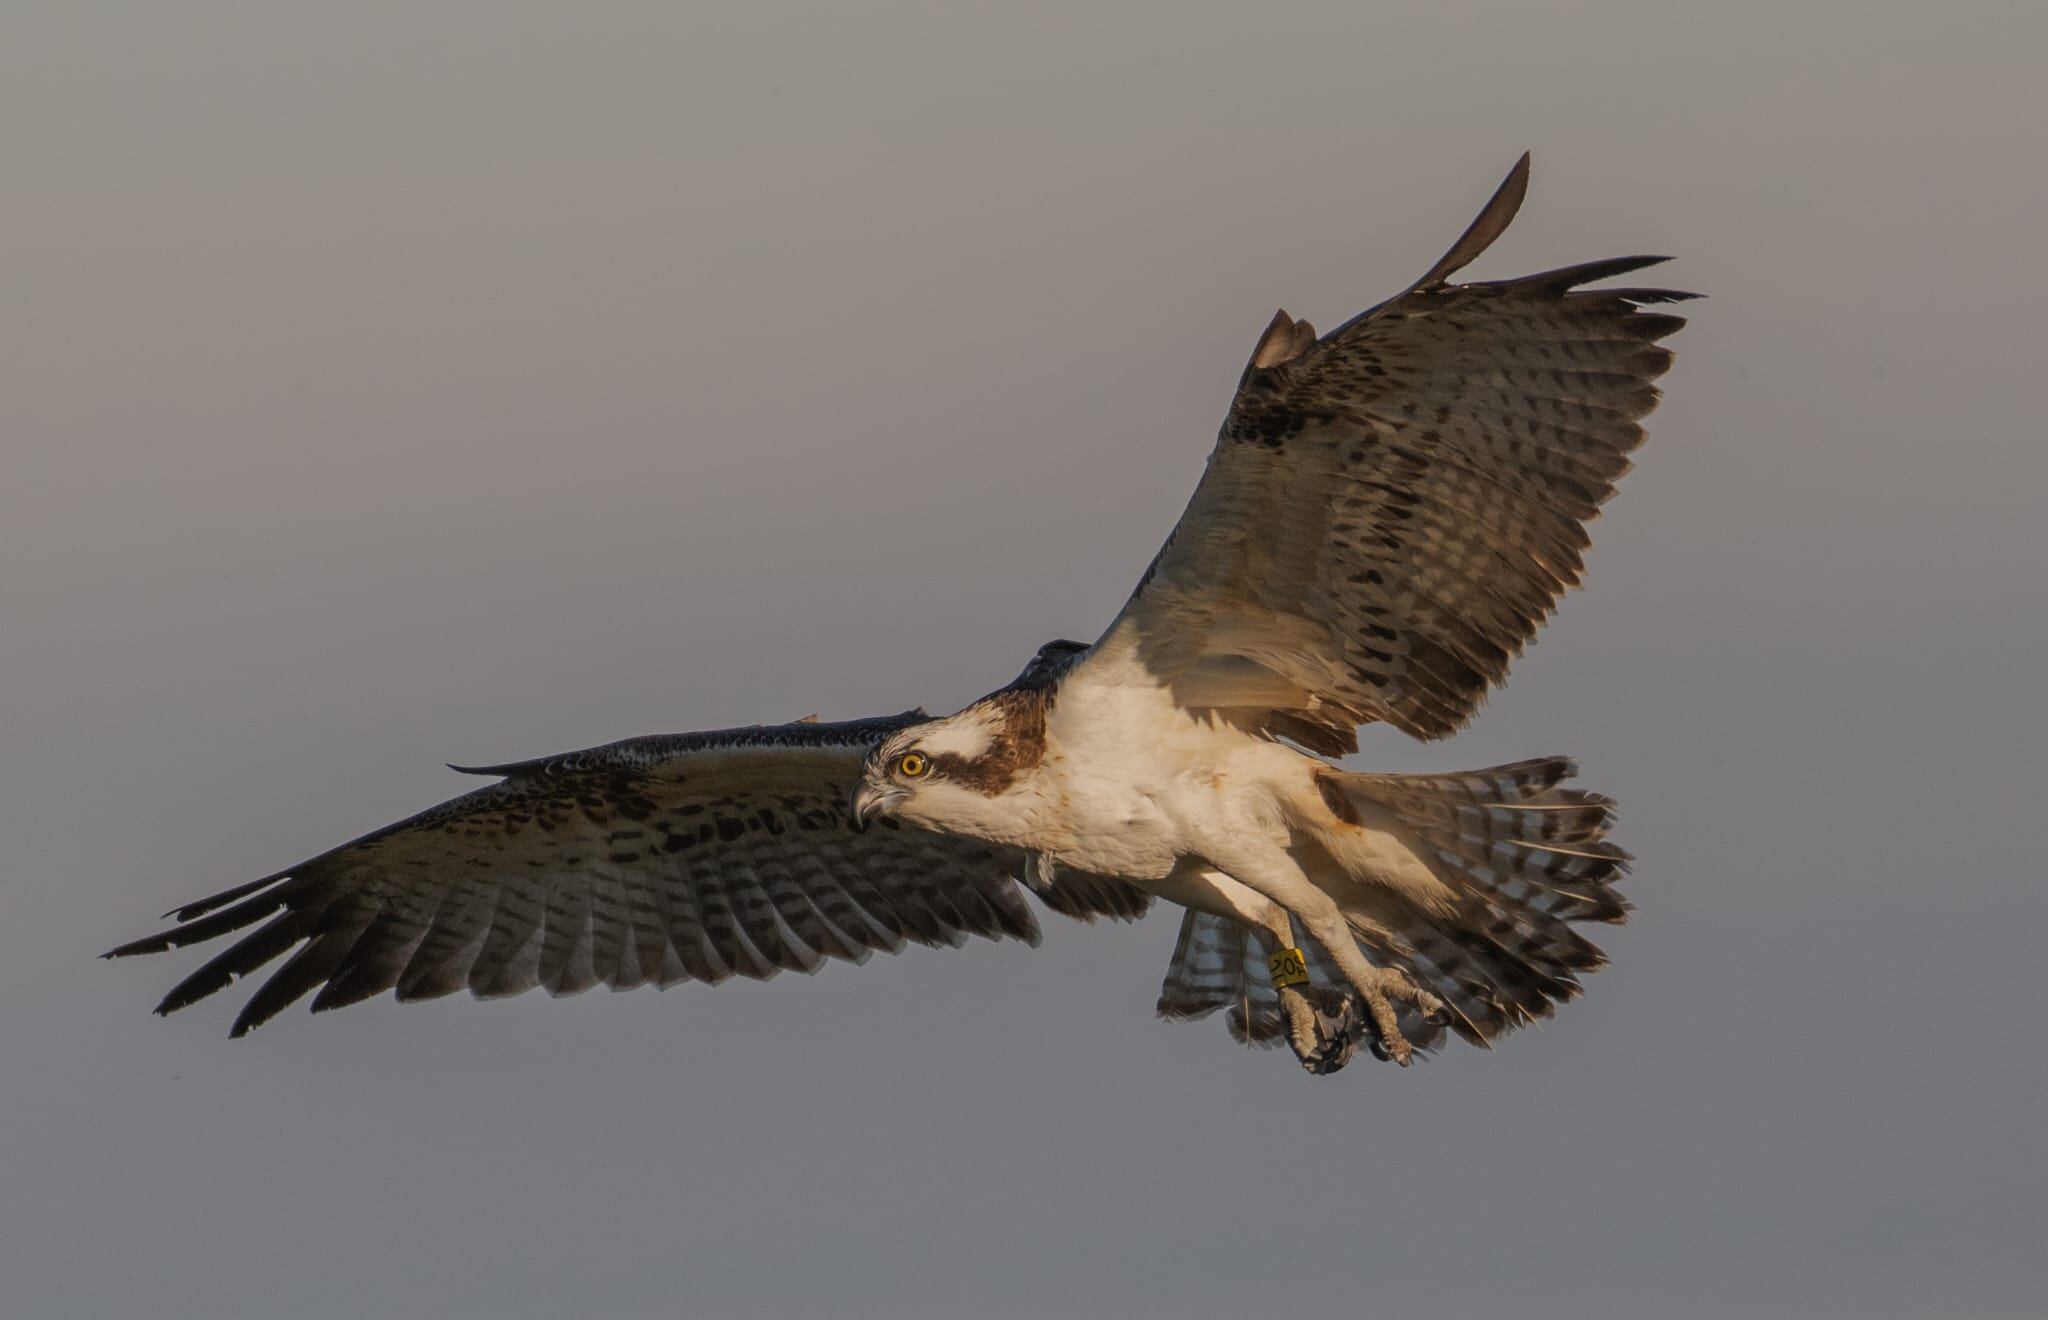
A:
104,936,171,960
1415,151,1532,288
161,870,292,923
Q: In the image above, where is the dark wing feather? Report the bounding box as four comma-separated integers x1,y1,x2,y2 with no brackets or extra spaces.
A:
1079,155,1694,745
1023,853,1152,923
108,711,1134,1035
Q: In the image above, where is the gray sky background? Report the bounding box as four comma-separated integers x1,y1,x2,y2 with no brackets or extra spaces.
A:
5,4,2043,1317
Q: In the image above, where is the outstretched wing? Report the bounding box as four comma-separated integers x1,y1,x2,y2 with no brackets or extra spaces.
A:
107,711,1148,1035
1079,155,1694,749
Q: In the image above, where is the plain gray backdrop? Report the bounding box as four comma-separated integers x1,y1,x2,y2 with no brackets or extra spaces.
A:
6,3,2043,1317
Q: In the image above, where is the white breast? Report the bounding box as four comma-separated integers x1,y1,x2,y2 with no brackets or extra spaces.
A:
1036,660,1298,880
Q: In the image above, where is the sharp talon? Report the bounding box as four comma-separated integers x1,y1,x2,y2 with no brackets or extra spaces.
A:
1278,962,1434,1073
1278,984,1362,1076
1348,964,1431,1067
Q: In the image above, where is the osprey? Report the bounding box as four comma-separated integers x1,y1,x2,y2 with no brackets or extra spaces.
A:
109,155,1690,1073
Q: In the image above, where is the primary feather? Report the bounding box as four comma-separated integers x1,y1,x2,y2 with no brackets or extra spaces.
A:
108,712,1147,1035
1091,154,1691,746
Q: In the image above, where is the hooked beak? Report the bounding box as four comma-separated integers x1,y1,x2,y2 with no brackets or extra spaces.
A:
849,781,908,832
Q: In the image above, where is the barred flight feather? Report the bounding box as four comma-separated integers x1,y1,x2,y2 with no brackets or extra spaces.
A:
106,714,1143,1035
1322,758,1629,1046
1086,154,1693,748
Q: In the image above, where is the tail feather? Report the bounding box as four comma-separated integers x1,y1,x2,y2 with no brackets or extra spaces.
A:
1318,756,1629,1048
1154,908,1253,1025
1366,756,1575,804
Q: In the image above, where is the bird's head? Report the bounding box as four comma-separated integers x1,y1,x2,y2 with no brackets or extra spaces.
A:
850,701,1029,840
850,641,1078,841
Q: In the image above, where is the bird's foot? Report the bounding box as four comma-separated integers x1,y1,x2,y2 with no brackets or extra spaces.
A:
1349,966,1444,1068
1278,984,1364,1075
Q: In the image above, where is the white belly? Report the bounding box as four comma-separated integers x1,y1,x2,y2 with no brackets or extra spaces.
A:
1032,675,1306,882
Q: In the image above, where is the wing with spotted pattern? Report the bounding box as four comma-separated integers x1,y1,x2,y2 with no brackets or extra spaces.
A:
1078,154,1694,747
107,712,1148,1036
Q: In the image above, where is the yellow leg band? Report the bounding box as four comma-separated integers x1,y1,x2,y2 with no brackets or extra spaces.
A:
1267,946,1310,990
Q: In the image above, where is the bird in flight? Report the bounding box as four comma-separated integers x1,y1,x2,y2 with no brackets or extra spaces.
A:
109,155,1691,1074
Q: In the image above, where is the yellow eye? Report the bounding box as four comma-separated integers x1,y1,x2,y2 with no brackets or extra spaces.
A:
897,752,929,779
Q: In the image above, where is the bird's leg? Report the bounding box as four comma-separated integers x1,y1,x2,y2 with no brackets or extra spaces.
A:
1149,861,1364,1074
1249,906,1363,1076
1194,844,1441,1067
1340,959,1442,1066
1278,981,1364,1076
1306,927,1442,1066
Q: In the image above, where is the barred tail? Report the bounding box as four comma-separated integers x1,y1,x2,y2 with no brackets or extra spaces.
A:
1155,908,1296,1046
1317,756,1631,1048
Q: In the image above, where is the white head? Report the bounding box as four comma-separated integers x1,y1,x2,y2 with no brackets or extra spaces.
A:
848,639,1083,845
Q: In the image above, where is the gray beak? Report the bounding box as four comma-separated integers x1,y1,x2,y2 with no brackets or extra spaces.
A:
849,781,908,832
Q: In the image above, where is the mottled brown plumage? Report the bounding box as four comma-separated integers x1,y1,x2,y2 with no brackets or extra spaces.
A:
1104,154,1691,748
925,687,1051,795
107,711,1147,1036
